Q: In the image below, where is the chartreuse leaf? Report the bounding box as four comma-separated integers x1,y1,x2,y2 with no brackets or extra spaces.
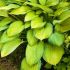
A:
0,43,3,51
53,20,62,25
39,0,46,5
27,30,38,46
15,0,26,2
38,5,53,13
1,38,23,57
48,32,65,46
54,8,69,16
25,2,53,13
0,25,8,31
0,10,8,17
43,44,64,65
7,21,24,37
26,41,44,66
24,11,38,22
55,18,70,32
0,31,19,43
59,10,70,21
0,4,19,10
56,2,69,8
36,10,42,15
34,23,53,40
21,58,41,70
0,0,5,7
31,17,46,28
10,6,31,15
0,17,13,27
46,0,59,6
0,32,3,51
28,0,37,3
24,22,31,29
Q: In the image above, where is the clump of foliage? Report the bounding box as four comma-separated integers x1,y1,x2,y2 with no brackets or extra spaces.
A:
0,0,70,70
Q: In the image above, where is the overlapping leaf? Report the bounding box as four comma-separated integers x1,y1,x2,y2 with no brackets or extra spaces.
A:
24,22,31,29
21,58,41,70
1,38,23,57
55,18,70,32
43,44,64,65
48,32,65,46
0,4,19,10
39,0,46,5
10,6,31,15
46,0,59,6
34,23,53,40
31,17,46,28
24,11,38,22
26,42,44,65
0,17,13,27
0,31,19,43
27,30,38,46
7,21,24,36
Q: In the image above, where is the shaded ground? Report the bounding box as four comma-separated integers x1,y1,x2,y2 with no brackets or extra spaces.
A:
0,58,18,70
0,43,26,70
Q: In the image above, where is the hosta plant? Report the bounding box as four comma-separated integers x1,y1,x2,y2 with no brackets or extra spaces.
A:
0,0,70,70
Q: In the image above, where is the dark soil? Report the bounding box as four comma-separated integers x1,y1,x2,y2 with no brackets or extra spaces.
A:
0,58,18,70
0,43,26,70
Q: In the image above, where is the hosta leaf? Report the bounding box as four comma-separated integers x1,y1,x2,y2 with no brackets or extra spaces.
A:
0,0,5,7
55,18,70,32
39,0,46,5
53,20,62,25
24,11,38,22
56,2,69,8
38,5,53,13
25,2,39,7
4,0,20,4
0,32,3,51
59,10,70,21
54,8,68,16
0,4,19,10
1,38,23,57
46,0,59,6
34,23,53,40
28,0,37,3
26,42,44,65
36,10,42,15
0,31,19,43
48,32,65,46
10,6,31,15
24,22,31,29
21,58,41,70
43,44,64,65
0,25,8,31
16,0,22,1
0,17,13,27
25,2,53,13
0,10,8,17
31,17,46,28
0,43,3,51
7,21,24,37
27,30,38,46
